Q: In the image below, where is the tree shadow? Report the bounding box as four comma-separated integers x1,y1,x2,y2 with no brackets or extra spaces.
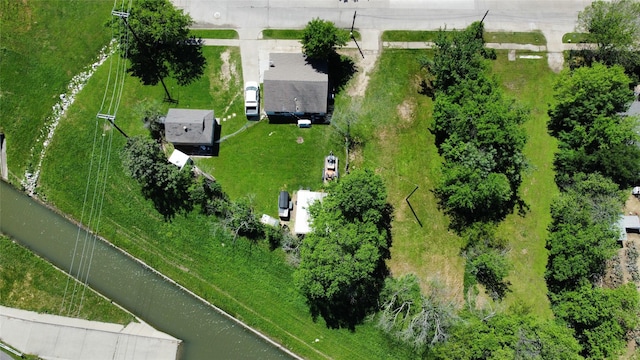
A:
328,52,356,93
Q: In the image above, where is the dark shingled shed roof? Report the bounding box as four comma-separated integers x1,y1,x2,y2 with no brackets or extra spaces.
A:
164,109,215,146
263,53,328,115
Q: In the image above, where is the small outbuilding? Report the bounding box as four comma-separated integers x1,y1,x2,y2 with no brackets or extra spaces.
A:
263,53,329,120
164,108,216,152
294,190,327,235
168,149,192,170
260,214,280,228
617,214,640,241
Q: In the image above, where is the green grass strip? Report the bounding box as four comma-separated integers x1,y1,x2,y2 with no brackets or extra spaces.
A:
262,29,361,41
382,30,546,45
484,31,546,46
189,29,239,39
562,32,592,43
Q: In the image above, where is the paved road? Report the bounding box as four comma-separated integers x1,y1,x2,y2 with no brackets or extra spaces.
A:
176,0,589,35
174,0,591,91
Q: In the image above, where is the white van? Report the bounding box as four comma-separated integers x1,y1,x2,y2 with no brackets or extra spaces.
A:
297,119,311,128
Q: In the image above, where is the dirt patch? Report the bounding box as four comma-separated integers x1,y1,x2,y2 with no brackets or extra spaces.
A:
219,49,234,91
397,99,415,125
344,49,379,98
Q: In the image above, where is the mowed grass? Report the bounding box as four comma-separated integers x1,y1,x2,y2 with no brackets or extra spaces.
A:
0,0,113,182
189,29,239,39
491,51,557,318
562,32,592,43
382,30,546,45
0,235,134,324
344,49,557,317
262,29,361,41
37,47,411,359
340,49,466,301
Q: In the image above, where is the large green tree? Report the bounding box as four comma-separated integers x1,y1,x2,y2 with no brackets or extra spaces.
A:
551,283,639,359
426,21,494,94
294,169,392,329
429,21,528,227
112,0,206,100
300,18,349,60
432,312,583,359
548,63,639,188
545,173,624,293
120,135,194,219
577,0,640,55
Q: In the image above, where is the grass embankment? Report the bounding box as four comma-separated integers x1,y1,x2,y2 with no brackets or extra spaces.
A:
38,47,411,359
0,0,114,183
382,30,546,46
190,29,238,39
262,29,361,40
0,235,134,324
342,49,556,316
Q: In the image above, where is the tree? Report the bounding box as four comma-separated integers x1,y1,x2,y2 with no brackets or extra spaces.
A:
551,283,639,359
428,21,528,227
222,197,264,244
577,0,640,53
377,274,459,352
426,21,494,94
548,63,639,188
545,173,624,293
548,63,633,137
120,136,194,219
434,141,514,225
432,312,583,360
301,18,349,60
294,169,393,329
112,0,206,100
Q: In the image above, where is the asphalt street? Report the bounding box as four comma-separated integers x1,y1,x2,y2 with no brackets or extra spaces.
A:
175,0,590,34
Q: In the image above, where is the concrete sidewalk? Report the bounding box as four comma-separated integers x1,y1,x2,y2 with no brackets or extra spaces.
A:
203,34,593,83
0,306,181,360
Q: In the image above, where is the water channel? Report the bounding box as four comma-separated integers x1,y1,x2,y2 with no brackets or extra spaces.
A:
0,180,292,360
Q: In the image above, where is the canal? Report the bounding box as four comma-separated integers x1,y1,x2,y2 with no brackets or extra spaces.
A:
0,180,292,359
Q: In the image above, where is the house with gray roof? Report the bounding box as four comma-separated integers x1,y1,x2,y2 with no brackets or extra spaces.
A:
164,109,215,153
263,53,329,120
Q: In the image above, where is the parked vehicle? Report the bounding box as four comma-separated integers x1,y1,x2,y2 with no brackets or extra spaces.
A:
244,81,260,117
322,151,339,183
278,191,292,219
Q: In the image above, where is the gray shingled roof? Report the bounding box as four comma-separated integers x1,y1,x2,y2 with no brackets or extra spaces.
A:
263,53,328,115
165,109,215,146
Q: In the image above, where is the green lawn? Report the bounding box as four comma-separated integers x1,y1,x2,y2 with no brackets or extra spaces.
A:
0,235,134,324
382,30,546,45
36,46,411,359
190,29,239,39
341,49,557,317
262,29,361,41
341,49,466,302
491,51,557,318
562,32,592,43
0,0,114,183
5,1,561,354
